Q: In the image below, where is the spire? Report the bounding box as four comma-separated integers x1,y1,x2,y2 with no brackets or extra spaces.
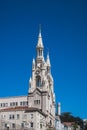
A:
29,77,31,83
29,77,31,90
36,25,44,59
46,52,51,67
32,58,35,65
36,25,44,48
39,24,41,37
32,58,35,70
58,102,61,115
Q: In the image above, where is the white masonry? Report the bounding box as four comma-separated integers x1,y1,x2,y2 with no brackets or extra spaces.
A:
0,27,57,130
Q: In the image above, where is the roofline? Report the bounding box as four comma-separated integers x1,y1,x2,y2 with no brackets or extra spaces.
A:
0,106,28,112
28,87,48,95
0,106,47,117
0,95,27,99
25,108,47,117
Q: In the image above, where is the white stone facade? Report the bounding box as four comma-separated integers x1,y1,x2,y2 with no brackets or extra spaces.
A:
0,96,28,110
28,29,56,129
0,107,46,130
0,28,56,130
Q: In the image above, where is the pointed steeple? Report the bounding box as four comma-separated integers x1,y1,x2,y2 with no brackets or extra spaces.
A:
36,25,44,49
28,77,31,93
32,58,35,65
32,58,35,70
38,24,41,37
36,25,44,59
29,77,31,89
46,52,51,67
29,77,31,84
58,102,61,115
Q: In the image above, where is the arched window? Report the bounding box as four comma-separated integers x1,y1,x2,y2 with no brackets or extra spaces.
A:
38,49,42,57
30,122,33,128
36,76,41,87
40,50,42,56
50,120,52,126
39,50,40,56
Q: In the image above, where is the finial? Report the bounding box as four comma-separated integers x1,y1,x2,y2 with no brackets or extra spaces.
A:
58,102,61,115
39,24,41,37
47,50,49,59
33,58,35,65
46,48,49,59
37,24,43,48
58,102,61,106
39,24,41,33
29,77,31,83
46,51,51,67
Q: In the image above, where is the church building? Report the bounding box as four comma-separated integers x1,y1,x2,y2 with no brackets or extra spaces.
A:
0,28,60,130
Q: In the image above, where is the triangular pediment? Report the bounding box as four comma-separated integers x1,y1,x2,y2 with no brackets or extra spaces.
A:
28,87,48,97
29,87,42,96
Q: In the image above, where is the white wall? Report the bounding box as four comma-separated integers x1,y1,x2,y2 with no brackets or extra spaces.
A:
0,96,27,109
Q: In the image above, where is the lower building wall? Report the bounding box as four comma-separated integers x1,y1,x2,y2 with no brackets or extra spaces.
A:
0,110,46,130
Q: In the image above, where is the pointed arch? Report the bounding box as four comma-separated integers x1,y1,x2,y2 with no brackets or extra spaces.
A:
36,76,41,87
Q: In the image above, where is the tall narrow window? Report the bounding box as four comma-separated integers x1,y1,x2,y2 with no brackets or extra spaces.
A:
41,50,42,56
21,123,24,128
50,120,52,126
40,124,42,129
16,102,18,106
36,76,41,87
12,123,15,128
31,114,33,119
39,50,40,56
17,114,20,119
4,123,7,128
31,122,33,128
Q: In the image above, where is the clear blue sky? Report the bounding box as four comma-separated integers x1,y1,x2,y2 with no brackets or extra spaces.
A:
0,0,87,119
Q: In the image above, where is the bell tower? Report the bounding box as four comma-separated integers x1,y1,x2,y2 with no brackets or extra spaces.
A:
28,27,56,128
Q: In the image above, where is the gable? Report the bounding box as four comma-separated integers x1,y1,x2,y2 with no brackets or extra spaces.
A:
29,88,41,96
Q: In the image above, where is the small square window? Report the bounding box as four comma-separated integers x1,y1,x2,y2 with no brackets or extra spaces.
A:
39,100,40,104
20,102,22,106
13,102,15,106
31,114,33,119
9,115,11,119
16,102,18,106
3,103,5,107
12,115,15,119
10,102,12,106
31,122,33,128
40,124,42,129
21,123,24,128
4,123,7,128
5,103,8,107
17,114,20,119
12,123,15,128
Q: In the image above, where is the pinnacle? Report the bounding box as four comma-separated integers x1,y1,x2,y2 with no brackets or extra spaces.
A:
46,53,51,66
36,26,44,48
